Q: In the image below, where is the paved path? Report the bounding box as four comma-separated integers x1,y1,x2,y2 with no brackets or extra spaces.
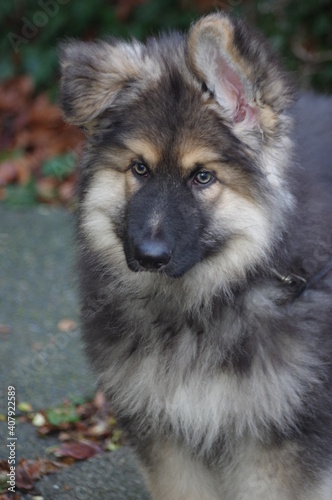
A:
0,205,149,499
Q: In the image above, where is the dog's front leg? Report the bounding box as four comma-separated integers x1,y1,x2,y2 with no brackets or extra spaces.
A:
137,440,220,500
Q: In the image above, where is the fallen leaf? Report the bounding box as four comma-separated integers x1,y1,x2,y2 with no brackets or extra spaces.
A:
16,459,62,492
18,402,33,413
105,428,123,451
0,75,34,114
0,325,12,335
21,393,123,462
74,420,89,433
58,178,76,204
56,456,76,466
32,413,46,427
16,463,34,491
0,493,21,500
0,460,10,471
94,390,107,410
0,75,84,207
105,440,121,452
58,432,71,441
86,420,109,437
0,162,17,185
53,441,102,460
36,177,58,202
46,404,79,426
32,342,43,351
57,319,77,332
36,425,53,436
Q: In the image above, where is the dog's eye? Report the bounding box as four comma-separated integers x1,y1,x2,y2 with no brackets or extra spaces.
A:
132,161,149,177
193,171,214,186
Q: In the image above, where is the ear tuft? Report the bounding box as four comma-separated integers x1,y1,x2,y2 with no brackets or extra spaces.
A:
188,13,294,131
58,40,145,127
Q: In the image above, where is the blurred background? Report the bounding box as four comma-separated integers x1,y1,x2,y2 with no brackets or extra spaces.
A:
1,0,332,208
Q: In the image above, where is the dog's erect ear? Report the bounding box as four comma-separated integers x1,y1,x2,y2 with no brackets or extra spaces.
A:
58,40,146,127
188,14,293,130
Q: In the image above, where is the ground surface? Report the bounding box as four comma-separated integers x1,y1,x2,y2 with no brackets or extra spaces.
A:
0,205,150,499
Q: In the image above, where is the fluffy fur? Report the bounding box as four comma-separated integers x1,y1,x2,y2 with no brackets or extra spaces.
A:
59,13,332,499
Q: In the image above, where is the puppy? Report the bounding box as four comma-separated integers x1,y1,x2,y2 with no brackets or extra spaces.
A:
59,13,332,499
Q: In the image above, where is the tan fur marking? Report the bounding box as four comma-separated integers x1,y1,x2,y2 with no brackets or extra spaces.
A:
81,169,127,260
260,105,278,132
142,442,220,500
124,138,161,167
180,145,221,171
94,148,132,173
125,168,141,198
139,438,325,500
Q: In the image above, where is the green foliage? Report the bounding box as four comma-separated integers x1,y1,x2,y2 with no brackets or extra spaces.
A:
105,428,123,451
234,0,332,92
1,0,199,93
1,0,331,92
5,178,37,208
46,403,79,426
41,153,76,180
0,149,24,162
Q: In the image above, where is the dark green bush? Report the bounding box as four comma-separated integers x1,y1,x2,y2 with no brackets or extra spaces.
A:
1,0,331,92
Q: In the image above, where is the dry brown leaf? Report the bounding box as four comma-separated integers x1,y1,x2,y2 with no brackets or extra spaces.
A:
0,493,22,500
57,319,77,332
54,441,102,460
0,151,43,190
86,420,110,437
0,75,33,114
0,74,84,206
0,163,17,186
58,179,76,204
0,324,12,335
58,431,72,441
0,459,10,472
32,342,43,351
94,390,107,410
16,458,62,492
36,177,58,202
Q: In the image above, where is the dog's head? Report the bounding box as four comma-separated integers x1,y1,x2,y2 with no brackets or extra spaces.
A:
59,14,294,294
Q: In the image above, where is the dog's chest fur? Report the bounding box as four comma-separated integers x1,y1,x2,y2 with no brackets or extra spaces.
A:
95,279,321,459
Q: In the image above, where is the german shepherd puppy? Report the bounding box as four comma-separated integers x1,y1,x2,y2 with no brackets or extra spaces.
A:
59,13,332,499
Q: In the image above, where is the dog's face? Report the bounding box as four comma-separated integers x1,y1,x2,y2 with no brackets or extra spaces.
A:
59,14,294,289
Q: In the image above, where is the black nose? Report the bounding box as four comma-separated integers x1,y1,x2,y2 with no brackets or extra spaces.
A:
134,240,171,270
